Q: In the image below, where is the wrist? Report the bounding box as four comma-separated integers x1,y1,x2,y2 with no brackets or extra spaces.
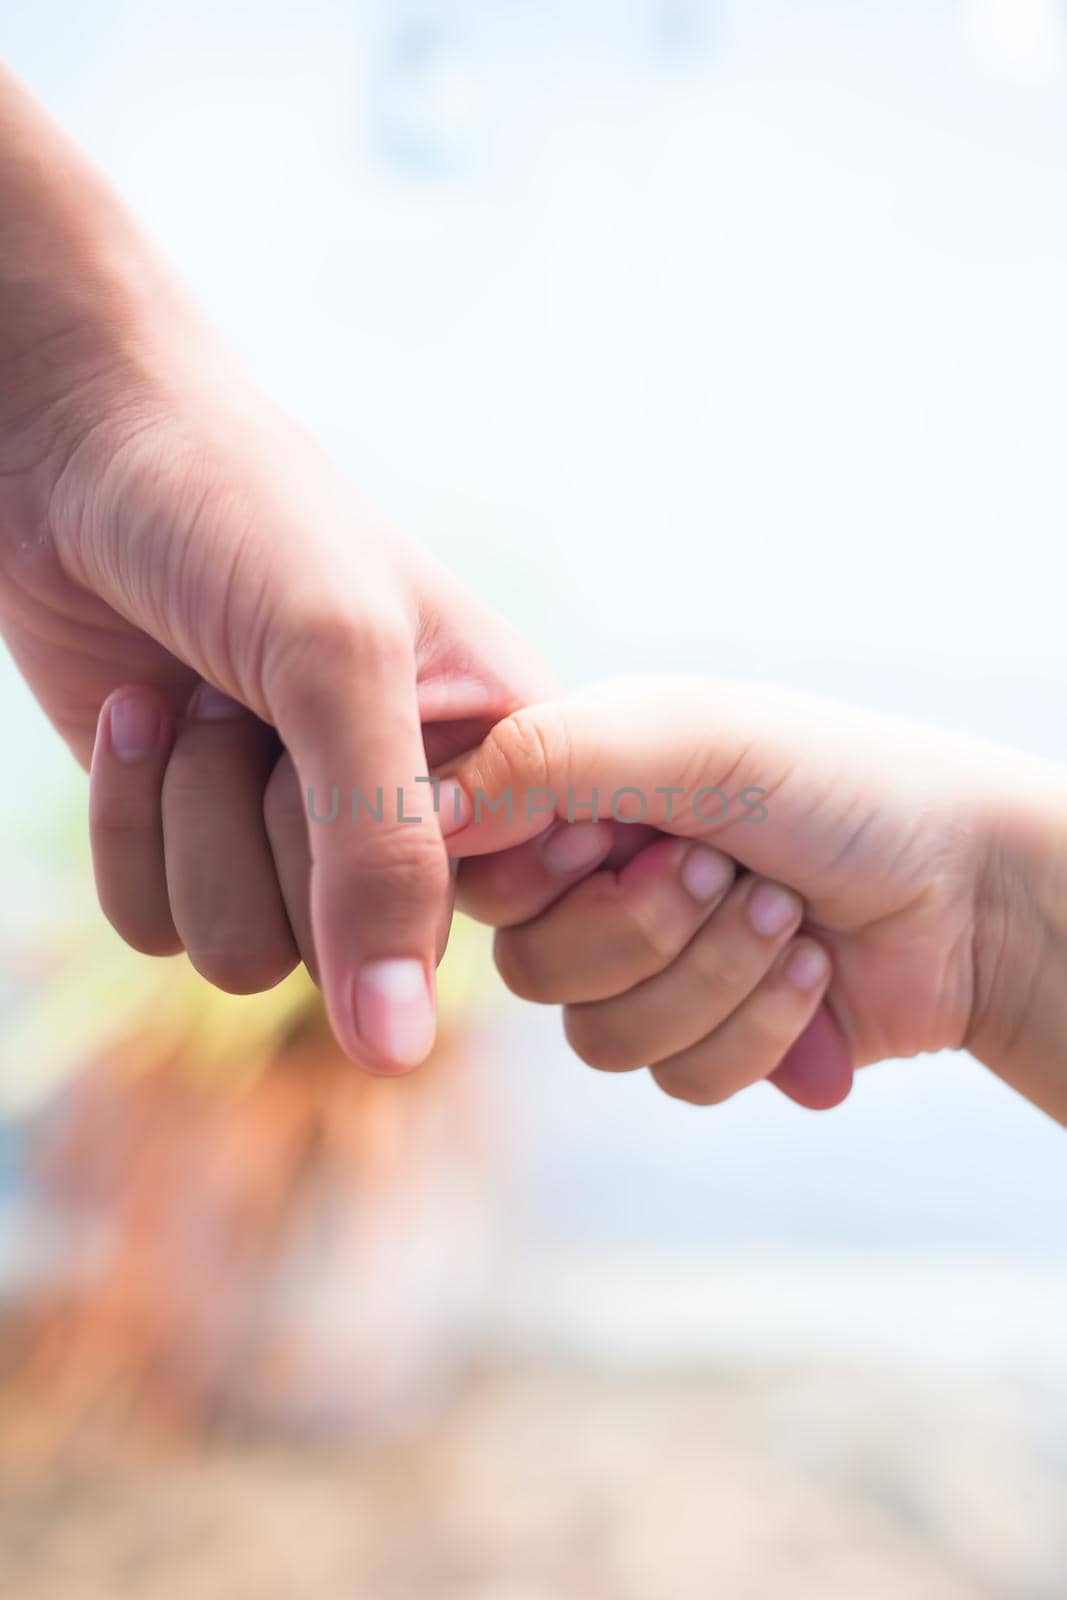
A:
967,764,1067,1122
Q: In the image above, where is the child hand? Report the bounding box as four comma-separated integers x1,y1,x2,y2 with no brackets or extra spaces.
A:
446,678,1067,1122
457,818,850,1109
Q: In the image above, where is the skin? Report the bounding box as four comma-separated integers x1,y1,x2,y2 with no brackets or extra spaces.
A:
85,695,844,1110
0,63,850,1112
5,68,1064,1123
443,678,1067,1125
0,62,553,1073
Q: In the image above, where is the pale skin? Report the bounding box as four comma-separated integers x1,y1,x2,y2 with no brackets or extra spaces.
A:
442,679,1067,1125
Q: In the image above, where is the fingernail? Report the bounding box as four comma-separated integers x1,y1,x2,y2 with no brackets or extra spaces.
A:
194,683,244,719
680,846,733,903
355,959,436,1069
436,779,471,837
786,943,829,991
109,695,161,764
541,821,612,875
748,881,801,938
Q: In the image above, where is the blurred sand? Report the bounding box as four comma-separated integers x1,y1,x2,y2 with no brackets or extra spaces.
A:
2,1362,1064,1600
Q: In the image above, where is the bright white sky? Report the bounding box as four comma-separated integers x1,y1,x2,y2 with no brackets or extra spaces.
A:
2,1,1065,1292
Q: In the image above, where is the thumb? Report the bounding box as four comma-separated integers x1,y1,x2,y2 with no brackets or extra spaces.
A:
270,622,451,1074
441,679,826,884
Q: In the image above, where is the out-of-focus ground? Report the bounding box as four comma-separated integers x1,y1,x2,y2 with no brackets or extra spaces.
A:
2,1362,1064,1600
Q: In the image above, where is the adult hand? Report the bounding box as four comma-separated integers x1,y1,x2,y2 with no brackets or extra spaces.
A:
0,65,551,1071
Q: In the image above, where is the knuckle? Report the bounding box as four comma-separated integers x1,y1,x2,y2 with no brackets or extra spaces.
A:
618,893,684,969
745,999,798,1057
90,795,159,840
160,742,212,809
343,828,450,917
487,702,570,797
691,941,758,1008
353,616,412,679
367,824,450,878
552,873,678,975
266,602,412,714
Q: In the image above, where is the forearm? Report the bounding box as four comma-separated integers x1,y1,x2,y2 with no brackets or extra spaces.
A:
0,63,173,502
969,767,1067,1124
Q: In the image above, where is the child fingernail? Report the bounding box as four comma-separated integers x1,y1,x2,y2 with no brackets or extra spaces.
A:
194,683,244,719
541,821,612,875
109,695,161,764
680,846,733,902
748,881,801,937
786,943,829,991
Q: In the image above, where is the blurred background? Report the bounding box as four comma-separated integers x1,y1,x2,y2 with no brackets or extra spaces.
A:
1,2,1066,1596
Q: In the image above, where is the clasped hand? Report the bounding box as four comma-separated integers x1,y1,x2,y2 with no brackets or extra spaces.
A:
86,673,1067,1124
3,63,1065,1124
